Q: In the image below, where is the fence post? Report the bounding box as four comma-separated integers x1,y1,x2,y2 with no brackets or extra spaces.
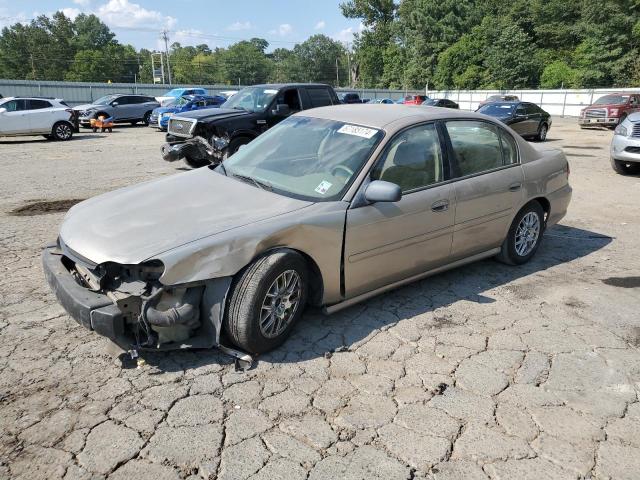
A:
561,91,567,117
470,91,473,111
89,85,92,102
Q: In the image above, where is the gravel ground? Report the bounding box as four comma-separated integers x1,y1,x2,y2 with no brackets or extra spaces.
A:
1,118,639,480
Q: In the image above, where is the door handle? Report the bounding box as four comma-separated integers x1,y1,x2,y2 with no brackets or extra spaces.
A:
508,183,522,192
431,200,449,212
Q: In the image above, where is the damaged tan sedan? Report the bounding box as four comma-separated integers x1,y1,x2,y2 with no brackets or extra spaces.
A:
43,105,571,363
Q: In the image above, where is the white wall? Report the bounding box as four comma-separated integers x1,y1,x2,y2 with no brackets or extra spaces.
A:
428,88,640,116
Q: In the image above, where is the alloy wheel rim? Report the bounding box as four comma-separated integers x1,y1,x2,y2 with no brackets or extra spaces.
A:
515,212,540,256
259,270,301,338
56,124,71,139
540,126,547,140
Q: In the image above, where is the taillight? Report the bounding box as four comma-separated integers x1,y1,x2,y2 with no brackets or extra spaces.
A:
65,108,74,120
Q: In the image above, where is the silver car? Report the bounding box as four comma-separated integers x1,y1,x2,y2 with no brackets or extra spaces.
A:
75,94,160,127
610,112,640,175
43,105,572,362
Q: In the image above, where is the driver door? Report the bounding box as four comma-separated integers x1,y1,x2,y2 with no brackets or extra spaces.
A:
343,123,455,297
266,88,302,129
0,99,30,134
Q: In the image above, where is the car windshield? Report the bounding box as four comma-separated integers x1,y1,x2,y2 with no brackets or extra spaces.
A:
221,116,384,201
222,86,278,113
593,95,629,105
477,103,516,116
175,96,192,106
93,95,117,105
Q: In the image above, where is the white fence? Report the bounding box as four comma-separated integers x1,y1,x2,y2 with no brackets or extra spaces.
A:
428,88,640,117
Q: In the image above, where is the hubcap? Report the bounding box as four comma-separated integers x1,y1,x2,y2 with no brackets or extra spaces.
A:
259,270,301,338
56,124,71,139
515,212,540,256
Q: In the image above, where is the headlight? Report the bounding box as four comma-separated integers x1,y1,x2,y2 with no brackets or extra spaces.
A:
161,112,173,118
614,124,628,136
212,136,229,150
609,108,619,116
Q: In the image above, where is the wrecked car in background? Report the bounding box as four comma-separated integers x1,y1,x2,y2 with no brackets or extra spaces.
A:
161,83,340,168
43,105,571,364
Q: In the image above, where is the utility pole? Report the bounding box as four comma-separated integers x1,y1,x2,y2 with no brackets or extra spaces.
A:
336,58,340,86
161,29,172,85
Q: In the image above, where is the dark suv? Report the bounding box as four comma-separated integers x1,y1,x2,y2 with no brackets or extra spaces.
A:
162,83,340,168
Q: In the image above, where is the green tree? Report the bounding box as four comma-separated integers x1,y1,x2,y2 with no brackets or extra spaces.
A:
291,35,347,85
220,40,272,85
540,60,578,88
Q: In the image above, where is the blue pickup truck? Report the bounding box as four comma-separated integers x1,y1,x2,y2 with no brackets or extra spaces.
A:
149,95,227,130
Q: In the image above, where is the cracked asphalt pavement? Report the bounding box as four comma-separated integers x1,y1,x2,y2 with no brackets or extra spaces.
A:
1,119,639,479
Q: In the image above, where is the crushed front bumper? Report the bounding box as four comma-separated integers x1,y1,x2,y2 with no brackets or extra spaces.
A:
42,245,130,349
161,136,218,163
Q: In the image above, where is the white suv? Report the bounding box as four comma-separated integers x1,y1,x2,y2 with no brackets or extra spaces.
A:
0,97,76,141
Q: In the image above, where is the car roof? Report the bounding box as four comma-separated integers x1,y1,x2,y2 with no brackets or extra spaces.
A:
298,104,487,132
253,83,332,89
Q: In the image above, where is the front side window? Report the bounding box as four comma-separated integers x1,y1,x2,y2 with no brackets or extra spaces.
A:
2,99,27,112
223,116,383,201
371,123,443,192
445,121,505,177
222,86,279,113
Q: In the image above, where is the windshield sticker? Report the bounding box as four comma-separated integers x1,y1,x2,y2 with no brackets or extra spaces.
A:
338,124,378,139
264,89,278,94
315,180,333,195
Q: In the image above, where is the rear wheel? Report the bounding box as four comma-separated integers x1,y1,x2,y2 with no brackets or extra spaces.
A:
224,250,308,354
611,159,640,175
496,202,545,265
536,123,548,141
51,122,73,141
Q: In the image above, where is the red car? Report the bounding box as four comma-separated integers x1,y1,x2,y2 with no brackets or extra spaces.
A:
403,95,428,105
579,93,640,128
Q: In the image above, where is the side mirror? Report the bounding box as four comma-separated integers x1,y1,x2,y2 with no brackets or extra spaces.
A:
364,180,402,203
191,104,198,109
272,103,291,117
111,102,119,107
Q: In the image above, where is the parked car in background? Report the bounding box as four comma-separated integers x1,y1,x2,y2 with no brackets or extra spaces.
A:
0,96,76,141
477,101,551,141
422,98,459,109
156,87,208,105
479,94,520,107
610,112,640,175
579,93,640,128
43,105,571,358
162,83,340,168
149,95,227,131
368,98,394,104
339,92,363,104
75,94,160,127
403,95,429,105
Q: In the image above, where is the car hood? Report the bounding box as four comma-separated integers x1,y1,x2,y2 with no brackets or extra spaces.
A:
59,169,312,266
153,106,178,115
177,107,252,122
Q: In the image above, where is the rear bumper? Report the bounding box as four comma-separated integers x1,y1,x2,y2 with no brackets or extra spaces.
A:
42,246,130,349
546,183,572,227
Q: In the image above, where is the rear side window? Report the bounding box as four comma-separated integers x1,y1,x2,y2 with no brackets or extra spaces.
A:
307,88,334,108
28,99,52,110
500,131,519,165
445,121,505,177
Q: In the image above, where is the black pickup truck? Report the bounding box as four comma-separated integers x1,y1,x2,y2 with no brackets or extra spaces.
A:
162,83,341,168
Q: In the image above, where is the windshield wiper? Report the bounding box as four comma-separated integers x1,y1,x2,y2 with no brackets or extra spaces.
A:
231,174,273,191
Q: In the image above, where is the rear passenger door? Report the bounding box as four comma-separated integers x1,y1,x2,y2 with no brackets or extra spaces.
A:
444,120,524,259
27,99,54,132
302,87,337,110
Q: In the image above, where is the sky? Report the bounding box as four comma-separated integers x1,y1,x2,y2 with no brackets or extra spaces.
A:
0,0,364,51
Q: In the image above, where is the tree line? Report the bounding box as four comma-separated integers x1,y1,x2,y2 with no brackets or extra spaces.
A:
342,0,640,90
0,2,638,90
0,12,351,87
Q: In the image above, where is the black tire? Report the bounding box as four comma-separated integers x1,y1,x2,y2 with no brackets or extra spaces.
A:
182,155,211,169
611,158,640,175
130,121,138,125
224,249,308,354
142,111,152,126
536,123,548,141
222,136,250,160
42,135,53,140
496,201,545,265
51,121,73,141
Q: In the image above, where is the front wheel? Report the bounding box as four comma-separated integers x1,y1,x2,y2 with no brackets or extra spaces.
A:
224,250,308,354
222,137,250,160
182,155,210,169
141,111,151,126
52,122,73,141
611,158,640,175
496,202,545,265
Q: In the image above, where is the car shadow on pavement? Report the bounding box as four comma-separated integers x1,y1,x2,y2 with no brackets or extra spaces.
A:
138,224,612,372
